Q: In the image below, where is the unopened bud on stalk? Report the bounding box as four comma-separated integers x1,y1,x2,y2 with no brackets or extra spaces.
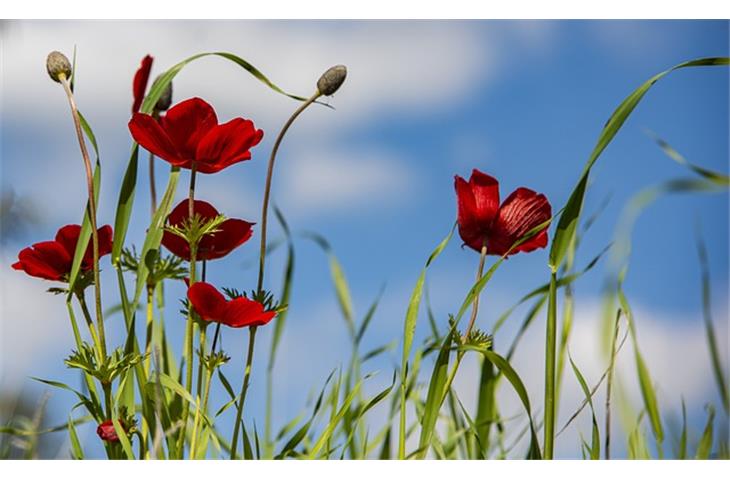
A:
154,74,174,112
46,51,72,83
316,65,347,96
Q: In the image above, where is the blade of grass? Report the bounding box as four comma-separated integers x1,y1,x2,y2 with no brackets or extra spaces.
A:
399,223,455,459
696,405,715,459
549,56,728,271
568,351,600,460
695,225,729,415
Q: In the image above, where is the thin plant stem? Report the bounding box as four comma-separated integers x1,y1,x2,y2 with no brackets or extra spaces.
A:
75,292,104,364
59,74,106,360
230,326,257,459
178,165,198,457
543,270,558,459
605,310,621,460
149,149,157,216
144,284,155,376
440,244,487,402
463,244,488,342
256,92,320,294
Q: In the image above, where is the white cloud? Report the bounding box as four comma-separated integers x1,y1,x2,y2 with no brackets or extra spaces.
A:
0,258,75,386
276,147,416,216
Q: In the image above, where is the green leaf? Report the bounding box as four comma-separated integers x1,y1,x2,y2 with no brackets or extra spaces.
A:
568,351,600,460
645,129,730,186
695,226,729,415
678,399,688,459
308,376,365,458
67,414,84,460
696,404,715,459
112,418,134,459
67,112,101,293
268,206,295,369
550,57,729,270
416,329,454,459
399,223,455,459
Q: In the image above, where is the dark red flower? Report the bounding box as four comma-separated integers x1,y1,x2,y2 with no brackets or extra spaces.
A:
97,419,123,443
12,225,113,281
187,282,277,328
128,97,263,174
455,169,551,256
161,199,253,261
132,54,153,113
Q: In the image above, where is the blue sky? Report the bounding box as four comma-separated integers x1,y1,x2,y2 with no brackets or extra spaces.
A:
1,20,728,458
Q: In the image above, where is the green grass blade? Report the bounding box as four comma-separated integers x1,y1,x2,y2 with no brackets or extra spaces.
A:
309,377,365,458
679,399,688,459
695,227,729,415
696,405,715,459
645,129,730,186
568,351,600,460
475,355,497,456
416,329,454,459
67,414,84,460
543,271,558,459
67,112,101,293
617,278,664,452
112,417,135,459
549,57,729,270
399,223,455,459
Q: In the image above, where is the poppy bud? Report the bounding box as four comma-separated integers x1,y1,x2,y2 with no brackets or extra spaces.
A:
96,420,123,443
317,65,347,96
154,74,173,112
46,51,72,83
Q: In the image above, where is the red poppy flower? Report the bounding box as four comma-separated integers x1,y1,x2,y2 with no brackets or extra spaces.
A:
12,224,113,281
96,419,124,443
128,97,263,174
455,169,551,256
187,282,277,328
161,199,253,261
132,54,153,113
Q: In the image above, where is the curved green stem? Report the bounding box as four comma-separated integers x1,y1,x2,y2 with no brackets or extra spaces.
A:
230,326,257,459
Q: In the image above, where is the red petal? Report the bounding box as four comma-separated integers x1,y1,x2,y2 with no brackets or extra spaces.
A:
195,118,263,174
187,282,227,322
129,113,187,166
81,225,114,270
55,224,81,258
198,218,254,261
489,187,551,256
161,230,191,261
455,170,500,252
14,241,72,281
222,297,276,328
132,55,153,113
167,199,219,227
160,98,218,160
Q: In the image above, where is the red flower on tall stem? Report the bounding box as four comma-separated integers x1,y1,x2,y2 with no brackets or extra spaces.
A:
161,199,253,261
12,225,113,281
455,169,551,256
187,282,277,328
128,97,263,174
132,54,153,113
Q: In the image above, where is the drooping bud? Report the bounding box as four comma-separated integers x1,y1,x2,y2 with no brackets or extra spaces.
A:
316,65,347,96
154,74,173,112
46,51,72,83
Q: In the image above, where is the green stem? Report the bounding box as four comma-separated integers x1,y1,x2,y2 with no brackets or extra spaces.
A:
59,74,106,360
543,270,558,459
230,326,258,459
605,310,620,460
177,165,198,458
256,92,320,294
75,292,104,365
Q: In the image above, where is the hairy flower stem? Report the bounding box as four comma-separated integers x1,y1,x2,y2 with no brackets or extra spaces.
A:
463,244,488,342
543,270,558,459
230,326,257,459
59,74,106,360
178,166,198,458
256,92,320,294
441,245,487,403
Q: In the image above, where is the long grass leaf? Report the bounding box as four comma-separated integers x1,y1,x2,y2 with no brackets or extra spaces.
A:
550,57,729,270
